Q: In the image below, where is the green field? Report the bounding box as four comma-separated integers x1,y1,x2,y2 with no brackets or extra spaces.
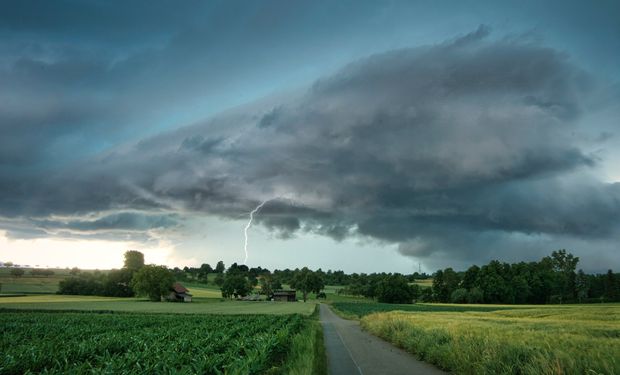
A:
0,269,223,296
412,279,433,288
0,295,317,315
0,311,315,374
0,273,64,294
361,304,620,375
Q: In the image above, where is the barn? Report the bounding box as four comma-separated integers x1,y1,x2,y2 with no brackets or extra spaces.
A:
272,290,297,302
165,282,193,302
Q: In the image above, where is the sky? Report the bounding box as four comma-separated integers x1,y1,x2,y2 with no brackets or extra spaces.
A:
1,0,619,273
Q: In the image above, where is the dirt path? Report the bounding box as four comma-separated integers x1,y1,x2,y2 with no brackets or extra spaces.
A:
319,304,448,375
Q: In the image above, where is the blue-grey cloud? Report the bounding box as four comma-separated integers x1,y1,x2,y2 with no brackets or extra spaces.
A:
1,13,619,270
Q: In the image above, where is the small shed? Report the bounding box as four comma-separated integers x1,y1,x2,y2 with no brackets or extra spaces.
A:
272,290,297,302
166,282,193,302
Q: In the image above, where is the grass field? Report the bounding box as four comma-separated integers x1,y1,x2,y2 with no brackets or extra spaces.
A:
0,310,319,374
0,269,224,296
361,304,620,375
0,294,317,315
412,279,433,288
0,274,64,294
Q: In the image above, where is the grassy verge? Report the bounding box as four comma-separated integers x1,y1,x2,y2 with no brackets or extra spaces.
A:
361,305,620,375
277,305,327,375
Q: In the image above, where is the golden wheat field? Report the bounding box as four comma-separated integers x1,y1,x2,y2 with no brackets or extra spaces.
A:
361,304,620,375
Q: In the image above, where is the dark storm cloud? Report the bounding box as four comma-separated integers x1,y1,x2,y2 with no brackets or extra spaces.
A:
2,24,619,268
0,0,386,170
43,212,180,232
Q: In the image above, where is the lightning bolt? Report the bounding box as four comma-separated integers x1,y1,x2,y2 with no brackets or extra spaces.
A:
243,200,269,265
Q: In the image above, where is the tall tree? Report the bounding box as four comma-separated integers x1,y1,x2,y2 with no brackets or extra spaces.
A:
575,269,589,303
432,270,445,302
221,273,253,298
549,249,580,302
477,261,510,303
215,261,226,273
131,265,174,301
433,268,461,303
123,250,145,273
291,267,325,302
461,265,480,290
376,274,415,304
197,263,212,283
604,269,618,301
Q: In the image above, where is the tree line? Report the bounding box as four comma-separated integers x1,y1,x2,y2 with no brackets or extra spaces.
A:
430,250,620,304
58,251,141,297
6,268,55,277
57,249,620,305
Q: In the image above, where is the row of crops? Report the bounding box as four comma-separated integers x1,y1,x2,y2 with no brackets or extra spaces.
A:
331,301,516,317
0,311,306,374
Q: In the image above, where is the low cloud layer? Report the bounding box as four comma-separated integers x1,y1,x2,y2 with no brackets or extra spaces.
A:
2,27,619,270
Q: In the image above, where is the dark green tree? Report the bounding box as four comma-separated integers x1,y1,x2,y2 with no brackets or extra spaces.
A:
419,287,434,302
512,275,531,304
450,288,469,303
477,261,510,303
214,273,225,286
259,275,275,296
432,270,445,302
549,249,579,302
221,273,252,298
575,269,589,303
376,274,415,304
467,287,484,303
197,263,212,283
123,250,145,273
102,269,134,297
131,265,174,301
291,267,325,302
433,268,461,302
604,269,618,301
215,261,226,273
461,265,480,290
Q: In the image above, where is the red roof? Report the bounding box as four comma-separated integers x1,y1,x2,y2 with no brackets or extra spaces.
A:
173,282,189,293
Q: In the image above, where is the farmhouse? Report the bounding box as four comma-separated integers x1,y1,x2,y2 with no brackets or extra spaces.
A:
165,282,193,302
272,290,297,302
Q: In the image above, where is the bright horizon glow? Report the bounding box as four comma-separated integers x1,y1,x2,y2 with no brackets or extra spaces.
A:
0,231,181,270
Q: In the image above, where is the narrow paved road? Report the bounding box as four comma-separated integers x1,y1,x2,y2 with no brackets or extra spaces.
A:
319,304,448,375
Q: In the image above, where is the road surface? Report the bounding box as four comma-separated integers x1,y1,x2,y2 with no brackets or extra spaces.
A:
319,304,448,375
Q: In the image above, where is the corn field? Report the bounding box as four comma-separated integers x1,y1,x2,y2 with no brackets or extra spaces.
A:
0,311,306,374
